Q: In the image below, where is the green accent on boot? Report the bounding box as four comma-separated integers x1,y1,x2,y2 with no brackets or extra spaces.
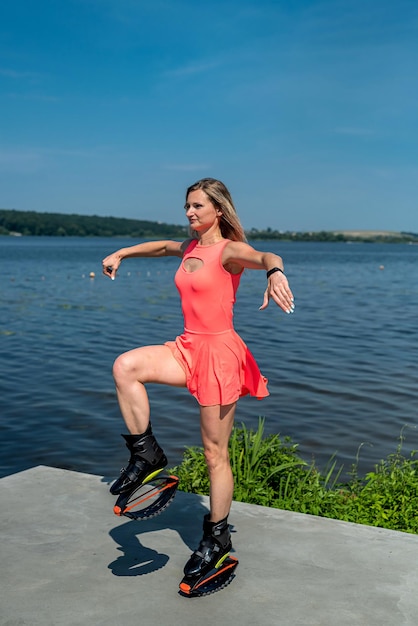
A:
142,467,166,485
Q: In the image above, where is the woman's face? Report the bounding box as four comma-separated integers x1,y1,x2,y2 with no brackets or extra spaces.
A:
185,189,221,231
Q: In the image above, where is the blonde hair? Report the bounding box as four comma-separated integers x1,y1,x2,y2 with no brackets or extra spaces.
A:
186,178,247,242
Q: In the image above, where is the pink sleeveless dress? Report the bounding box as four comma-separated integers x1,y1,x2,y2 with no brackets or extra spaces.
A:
165,239,269,406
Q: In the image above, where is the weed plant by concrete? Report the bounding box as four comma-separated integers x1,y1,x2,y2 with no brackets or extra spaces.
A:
170,419,418,535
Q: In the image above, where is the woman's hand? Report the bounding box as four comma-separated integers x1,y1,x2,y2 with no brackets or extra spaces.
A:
259,271,295,314
102,251,122,280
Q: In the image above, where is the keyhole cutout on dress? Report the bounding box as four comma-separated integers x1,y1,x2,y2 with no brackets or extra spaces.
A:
183,257,204,273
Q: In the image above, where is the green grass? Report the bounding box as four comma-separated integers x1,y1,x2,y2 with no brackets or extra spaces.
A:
170,419,418,535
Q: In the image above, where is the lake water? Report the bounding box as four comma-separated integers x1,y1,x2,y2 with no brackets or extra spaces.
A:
1,236,417,482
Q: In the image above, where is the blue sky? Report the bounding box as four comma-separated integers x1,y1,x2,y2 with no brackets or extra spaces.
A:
1,0,417,232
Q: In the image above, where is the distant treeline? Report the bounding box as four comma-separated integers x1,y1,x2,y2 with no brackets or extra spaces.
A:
248,228,418,243
1,208,417,243
0,209,188,238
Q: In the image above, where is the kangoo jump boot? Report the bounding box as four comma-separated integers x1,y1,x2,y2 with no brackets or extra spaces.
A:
110,423,167,495
183,514,232,580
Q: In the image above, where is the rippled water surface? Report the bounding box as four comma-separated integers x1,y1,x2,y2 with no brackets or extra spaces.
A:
1,236,417,480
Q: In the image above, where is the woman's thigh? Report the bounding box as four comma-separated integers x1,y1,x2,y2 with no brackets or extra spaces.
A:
114,344,187,387
199,403,236,451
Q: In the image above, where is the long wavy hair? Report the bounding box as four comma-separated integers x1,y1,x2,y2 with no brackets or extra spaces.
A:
186,178,247,242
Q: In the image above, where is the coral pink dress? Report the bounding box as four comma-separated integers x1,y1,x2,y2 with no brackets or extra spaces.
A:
165,239,269,406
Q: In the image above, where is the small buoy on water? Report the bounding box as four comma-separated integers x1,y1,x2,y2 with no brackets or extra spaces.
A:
89,271,95,278
379,265,384,270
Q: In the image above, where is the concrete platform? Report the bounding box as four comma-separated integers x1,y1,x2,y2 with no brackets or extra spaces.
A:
1,466,417,626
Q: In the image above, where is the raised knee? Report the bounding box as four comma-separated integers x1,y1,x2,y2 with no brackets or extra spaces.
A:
113,352,140,384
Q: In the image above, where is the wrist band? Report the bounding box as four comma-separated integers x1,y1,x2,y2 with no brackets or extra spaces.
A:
266,267,285,279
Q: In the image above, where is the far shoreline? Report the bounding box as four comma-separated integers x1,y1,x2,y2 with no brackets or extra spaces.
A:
1,208,417,243
2,232,418,244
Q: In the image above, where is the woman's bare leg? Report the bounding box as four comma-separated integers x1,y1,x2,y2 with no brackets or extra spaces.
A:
199,402,236,522
110,345,187,495
112,344,187,433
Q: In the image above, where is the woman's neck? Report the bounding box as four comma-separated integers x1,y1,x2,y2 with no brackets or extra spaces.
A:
197,226,224,246
197,235,224,246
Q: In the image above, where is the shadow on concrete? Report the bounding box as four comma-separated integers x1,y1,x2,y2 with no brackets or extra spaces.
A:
108,491,239,578
108,492,209,577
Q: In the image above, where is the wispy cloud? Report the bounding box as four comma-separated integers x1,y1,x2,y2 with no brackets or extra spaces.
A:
334,127,376,136
0,145,111,173
296,0,418,48
0,148,44,173
162,163,211,172
0,67,55,100
5,92,59,102
0,67,44,82
164,59,223,78
46,146,112,158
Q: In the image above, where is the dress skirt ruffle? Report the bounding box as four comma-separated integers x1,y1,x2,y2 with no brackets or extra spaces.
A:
165,328,269,406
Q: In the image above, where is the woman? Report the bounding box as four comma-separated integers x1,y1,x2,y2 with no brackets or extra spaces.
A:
102,178,294,588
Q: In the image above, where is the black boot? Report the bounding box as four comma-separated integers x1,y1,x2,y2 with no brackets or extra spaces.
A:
183,514,232,579
110,423,167,495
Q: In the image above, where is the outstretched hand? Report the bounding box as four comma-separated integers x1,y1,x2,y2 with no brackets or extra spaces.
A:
259,272,295,314
102,252,121,280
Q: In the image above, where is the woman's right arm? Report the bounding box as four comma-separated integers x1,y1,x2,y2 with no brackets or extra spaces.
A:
102,239,186,280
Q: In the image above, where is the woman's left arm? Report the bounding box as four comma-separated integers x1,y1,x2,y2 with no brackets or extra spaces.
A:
223,241,295,314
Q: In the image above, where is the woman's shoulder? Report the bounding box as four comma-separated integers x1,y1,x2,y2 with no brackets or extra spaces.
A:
223,239,254,256
222,240,247,275
180,238,198,255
